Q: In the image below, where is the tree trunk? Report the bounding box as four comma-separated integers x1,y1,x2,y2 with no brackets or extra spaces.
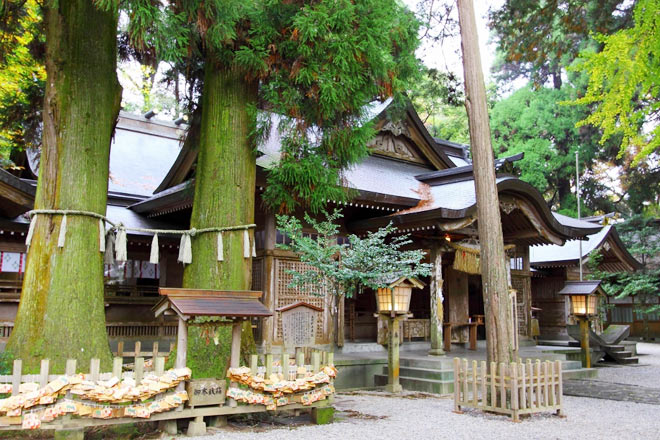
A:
181,62,258,378
457,0,517,365
7,0,121,371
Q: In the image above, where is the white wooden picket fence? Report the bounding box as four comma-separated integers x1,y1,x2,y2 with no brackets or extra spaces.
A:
1,356,167,396
453,358,564,422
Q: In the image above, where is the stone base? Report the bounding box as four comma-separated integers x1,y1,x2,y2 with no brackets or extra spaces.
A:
187,417,207,436
385,383,403,393
54,429,85,440
311,406,334,425
159,419,178,435
428,348,445,356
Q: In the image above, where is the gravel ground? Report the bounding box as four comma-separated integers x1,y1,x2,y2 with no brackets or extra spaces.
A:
190,392,659,440
595,342,660,388
183,343,660,440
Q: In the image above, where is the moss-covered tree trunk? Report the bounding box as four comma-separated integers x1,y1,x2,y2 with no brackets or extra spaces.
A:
182,62,257,378
6,0,121,372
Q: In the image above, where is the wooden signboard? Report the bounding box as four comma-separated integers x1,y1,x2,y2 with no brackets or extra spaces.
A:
186,379,226,407
278,302,323,348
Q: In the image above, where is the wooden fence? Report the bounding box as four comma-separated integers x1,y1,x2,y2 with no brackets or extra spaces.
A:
453,358,563,422
1,356,167,396
114,340,175,359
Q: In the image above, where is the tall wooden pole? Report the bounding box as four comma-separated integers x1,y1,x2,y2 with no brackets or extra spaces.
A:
457,0,517,365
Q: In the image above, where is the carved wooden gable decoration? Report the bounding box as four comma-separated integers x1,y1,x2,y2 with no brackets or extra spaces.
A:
367,120,427,165
367,109,452,170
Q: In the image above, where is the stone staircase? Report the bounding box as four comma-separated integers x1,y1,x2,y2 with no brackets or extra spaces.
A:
374,354,596,395
602,344,639,364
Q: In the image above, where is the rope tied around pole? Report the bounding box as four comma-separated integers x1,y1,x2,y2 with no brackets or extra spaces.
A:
25,209,256,266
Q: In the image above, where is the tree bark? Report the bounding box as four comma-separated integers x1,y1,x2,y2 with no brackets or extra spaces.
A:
181,62,258,378
457,0,517,365
7,0,121,371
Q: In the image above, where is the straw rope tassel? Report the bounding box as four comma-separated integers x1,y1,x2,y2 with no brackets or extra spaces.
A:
104,231,115,265
99,219,106,253
115,227,127,261
57,215,67,248
178,233,192,264
217,232,224,262
25,214,37,249
252,235,256,257
150,233,159,265
243,229,250,259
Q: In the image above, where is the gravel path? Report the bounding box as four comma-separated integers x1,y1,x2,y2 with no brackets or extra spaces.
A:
182,343,660,440
595,342,660,388
191,392,659,440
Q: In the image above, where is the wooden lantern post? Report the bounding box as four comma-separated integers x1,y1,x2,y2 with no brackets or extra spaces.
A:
376,277,424,393
558,281,602,368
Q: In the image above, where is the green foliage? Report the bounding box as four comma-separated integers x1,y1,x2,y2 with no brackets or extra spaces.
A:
489,0,634,87
0,350,14,375
571,0,660,164
491,84,599,214
153,0,422,213
589,217,660,322
276,209,431,300
0,0,44,167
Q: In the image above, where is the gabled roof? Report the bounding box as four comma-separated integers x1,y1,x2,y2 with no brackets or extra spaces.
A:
0,169,35,217
558,280,604,296
154,289,272,320
348,176,601,245
109,112,183,196
530,225,642,272
153,100,455,196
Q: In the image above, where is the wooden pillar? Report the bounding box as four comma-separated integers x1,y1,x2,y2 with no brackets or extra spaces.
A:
337,295,345,347
447,267,469,343
386,315,402,393
262,212,276,350
429,244,445,355
579,317,591,368
175,317,187,393
228,321,242,407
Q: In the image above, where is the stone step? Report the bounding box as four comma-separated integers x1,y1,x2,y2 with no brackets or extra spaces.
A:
610,350,632,358
561,360,583,371
603,344,625,352
383,366,453,381
400,357,454,370
616,356,639,364
374,374,454,395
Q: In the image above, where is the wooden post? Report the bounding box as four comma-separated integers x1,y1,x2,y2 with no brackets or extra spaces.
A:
511,362,519,422
579,317,591,368
457,0,517,366
152,341,159,359
155,356,165,376
471,360,478,406
447,268,469,344
520,361,527,410
89,358,100,382
386,316,402,393
555,360,564,416
250,354,258,375
117,341,124,357
11,359,21,395
134,341,142,360
265,353,273,377
429,244,445,355
296,351,305,378
490,361,497,408
135,357,144,385
498,362,505,411
453,358,461,413
311,351,320,374
39,359,50,388
228,321,242,407
175,317,188,395
112,357,123,379
444,323,452,352
469,323,477,350
480,360,487,409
